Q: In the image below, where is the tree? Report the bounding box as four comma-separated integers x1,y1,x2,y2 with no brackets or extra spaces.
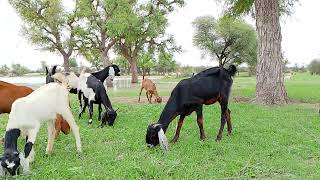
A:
77,0,127,67
192,16,257,67
308,59,320,75
69,58,78,72
113,0,183,83
11,63,31,76
113,55,129,75
138,52,155,75
40,60,48,74
0,65,10,76
156,50,177,75
9,0,80,72
220,0,298,104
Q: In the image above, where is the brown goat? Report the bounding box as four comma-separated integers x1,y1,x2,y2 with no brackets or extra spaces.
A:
138,76,162,103
0,81,70,140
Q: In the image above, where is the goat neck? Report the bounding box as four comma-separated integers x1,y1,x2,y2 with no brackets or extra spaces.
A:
4,129,20,152
91,66,111,82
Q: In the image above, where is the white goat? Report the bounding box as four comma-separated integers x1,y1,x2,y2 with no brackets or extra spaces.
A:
0,82,81,176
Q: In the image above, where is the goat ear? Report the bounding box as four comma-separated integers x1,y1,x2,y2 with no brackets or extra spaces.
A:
158,128,169,152
52,65,58,74
18,153,29,175
45,67,49,75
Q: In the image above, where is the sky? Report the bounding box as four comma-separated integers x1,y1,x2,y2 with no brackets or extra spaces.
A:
0,0,319,70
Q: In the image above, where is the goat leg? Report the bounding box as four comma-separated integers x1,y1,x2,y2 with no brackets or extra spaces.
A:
226,108,232,135
79,98,88,119
98,103,102,121
196,105,206,140
24,125,39,163
46,120,55,155
171,115,185,143
216,98,228,141
88,101,94,124
138,87,143,102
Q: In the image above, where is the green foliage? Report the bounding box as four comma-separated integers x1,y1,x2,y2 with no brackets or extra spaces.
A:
220,0,299,16
76,0,132,66
156,51,177,74
114,0,183,65
10,63,31,76
9,0,80,70
192,16,257,67
138,52,155,75
308,59,320,75
0,64,10,76
113,55,130,74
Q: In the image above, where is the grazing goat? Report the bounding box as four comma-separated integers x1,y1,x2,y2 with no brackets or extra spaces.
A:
46,65,81,105
47,65,120,112
146,65,237,151
0,81,70,140
138,76,162,104
45,66,71,138
53,71,118,127
0,83,81,176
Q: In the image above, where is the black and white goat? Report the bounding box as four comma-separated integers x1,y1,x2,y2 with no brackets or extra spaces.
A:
54,71,118,127
47,65,120,112
0,82,82,176
76,64,121,116
146,65,237,151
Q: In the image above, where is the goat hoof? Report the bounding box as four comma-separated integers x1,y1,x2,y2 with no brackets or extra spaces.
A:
88,119,93,124
170,138,178,144
215,137,222,142
200,136,206,141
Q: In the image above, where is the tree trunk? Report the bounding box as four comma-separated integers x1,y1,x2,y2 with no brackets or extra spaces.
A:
129,57,138,83
254,0,288,104
100,51,113,87
101,52,111,67
63,55,70,72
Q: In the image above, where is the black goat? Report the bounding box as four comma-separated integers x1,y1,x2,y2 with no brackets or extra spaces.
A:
146,65,237,151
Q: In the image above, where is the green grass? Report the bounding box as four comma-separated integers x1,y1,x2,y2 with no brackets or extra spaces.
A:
0,100,319,179
110,72,320,103
0,72,319,179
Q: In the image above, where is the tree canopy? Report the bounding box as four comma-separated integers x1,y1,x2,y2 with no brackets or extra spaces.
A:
308,59,320,75
192,16,257,67
9,0,80,71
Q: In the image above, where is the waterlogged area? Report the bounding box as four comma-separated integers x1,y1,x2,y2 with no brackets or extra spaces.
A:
0,76,45,89
0,76,163,90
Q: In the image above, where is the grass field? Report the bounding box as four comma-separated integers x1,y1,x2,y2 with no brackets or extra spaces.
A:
0,73,319,179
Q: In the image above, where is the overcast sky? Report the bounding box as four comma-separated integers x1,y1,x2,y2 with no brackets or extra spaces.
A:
0,0,319,70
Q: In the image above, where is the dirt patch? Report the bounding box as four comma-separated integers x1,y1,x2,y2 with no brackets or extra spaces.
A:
232,96,253,103
111,96,170,104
